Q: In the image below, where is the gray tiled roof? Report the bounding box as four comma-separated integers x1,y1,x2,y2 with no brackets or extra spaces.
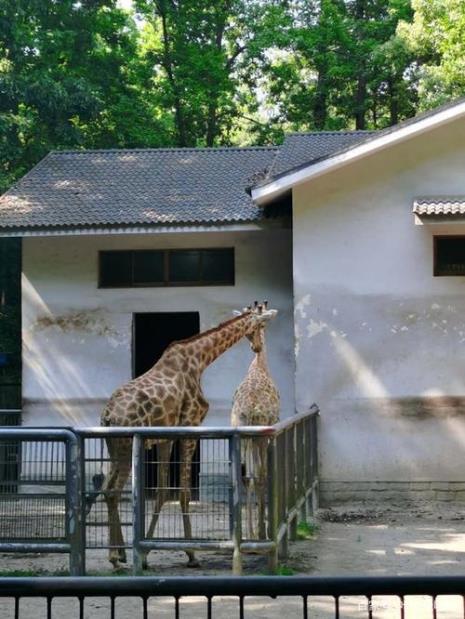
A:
4,98,465,232
413,197,465,216
0,147,278,230
270,131,375,178
0,131,383,232
265,98,465,184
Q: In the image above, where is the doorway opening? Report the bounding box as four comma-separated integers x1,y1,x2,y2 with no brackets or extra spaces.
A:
133,312,201,498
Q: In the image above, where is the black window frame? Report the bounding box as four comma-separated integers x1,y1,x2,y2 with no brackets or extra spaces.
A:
98,248,235,288
434,235,465,276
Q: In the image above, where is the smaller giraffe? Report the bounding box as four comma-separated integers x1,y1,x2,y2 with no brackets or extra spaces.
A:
231,302,280,539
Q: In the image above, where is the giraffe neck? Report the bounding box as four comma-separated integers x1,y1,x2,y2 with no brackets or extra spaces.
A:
253,343,269,372
193,313,253,371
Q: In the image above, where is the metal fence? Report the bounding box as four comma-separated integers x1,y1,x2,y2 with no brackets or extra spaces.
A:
0,428,83,574
0,409,21,493
0,407,319,575
1,575,465,618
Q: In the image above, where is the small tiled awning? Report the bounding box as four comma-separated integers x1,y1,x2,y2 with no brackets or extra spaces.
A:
413,196,465,216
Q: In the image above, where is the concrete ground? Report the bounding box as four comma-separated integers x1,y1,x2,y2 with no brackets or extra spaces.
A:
1,501,465,618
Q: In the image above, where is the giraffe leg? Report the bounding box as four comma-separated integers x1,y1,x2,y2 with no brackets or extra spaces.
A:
244,438,257,540
143,441,173,569
256,439,267,540
102,444,131,568
179,438,200,567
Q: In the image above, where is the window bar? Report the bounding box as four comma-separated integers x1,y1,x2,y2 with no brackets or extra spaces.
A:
199,250,204,282
131,250,135,286
164,250,169,285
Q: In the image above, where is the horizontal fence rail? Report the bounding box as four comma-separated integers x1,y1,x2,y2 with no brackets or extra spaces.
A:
0,575,464,618
0,406,319,575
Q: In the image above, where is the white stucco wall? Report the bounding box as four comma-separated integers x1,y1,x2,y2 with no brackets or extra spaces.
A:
22,227,294,427
293,116,465,489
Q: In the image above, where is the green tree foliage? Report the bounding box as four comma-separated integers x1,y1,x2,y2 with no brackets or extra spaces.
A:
0,0,170,192
258,0,415,132
398,0,465,110
135,0,275,146
3,0,465,190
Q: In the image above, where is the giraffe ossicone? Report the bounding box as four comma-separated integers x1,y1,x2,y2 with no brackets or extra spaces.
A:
89,302,277,569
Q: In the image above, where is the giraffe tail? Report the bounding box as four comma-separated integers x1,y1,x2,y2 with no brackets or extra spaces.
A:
84,472,106,515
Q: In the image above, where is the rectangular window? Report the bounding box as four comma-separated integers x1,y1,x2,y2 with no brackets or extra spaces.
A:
434,236,465,276
133,251,164,285
99,248,234,287
169,250,200,283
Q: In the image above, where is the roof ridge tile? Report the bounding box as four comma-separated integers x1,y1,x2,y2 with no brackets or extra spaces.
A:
50,146,279,155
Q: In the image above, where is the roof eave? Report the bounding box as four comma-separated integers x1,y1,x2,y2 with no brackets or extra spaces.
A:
0,219,288,238
252,100,465,205
414,214,465,225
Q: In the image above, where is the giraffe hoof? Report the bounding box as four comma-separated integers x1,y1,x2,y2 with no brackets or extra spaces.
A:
186,558,200,568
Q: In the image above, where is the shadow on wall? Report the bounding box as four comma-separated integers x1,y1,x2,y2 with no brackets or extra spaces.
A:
294,293,465,480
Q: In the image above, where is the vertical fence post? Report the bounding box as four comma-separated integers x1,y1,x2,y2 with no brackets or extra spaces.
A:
296,421,307,524
67,432,84,576
267,436,278,572
132,433,145,575
288,425,297,542
304,419,312,518
278,433,289,561
230,433,243,575
231,434,243,575
311,414,319,514
78,434,87,575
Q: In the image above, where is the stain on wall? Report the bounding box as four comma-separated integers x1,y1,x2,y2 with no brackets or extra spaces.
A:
33,309,116,337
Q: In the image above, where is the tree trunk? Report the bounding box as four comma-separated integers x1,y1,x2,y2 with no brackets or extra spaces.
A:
158,4,189,146
313,70,327,130
388,79,399,126
354,75,366,130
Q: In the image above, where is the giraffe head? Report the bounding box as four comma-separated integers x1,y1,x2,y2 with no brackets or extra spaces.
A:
235,301,278,353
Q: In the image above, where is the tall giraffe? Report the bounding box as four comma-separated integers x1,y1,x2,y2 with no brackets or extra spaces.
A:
96,303,277,569
231,302,280,539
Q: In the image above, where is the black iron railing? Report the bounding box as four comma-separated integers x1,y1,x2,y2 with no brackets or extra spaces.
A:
0,575,464,618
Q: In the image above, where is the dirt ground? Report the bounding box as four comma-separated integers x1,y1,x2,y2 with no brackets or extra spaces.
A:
1,500,465,618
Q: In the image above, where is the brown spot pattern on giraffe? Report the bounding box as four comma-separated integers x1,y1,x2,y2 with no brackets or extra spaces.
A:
98,308,271,568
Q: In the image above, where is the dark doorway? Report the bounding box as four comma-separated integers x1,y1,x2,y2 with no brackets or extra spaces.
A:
133,312,201,498
133,312,200,376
